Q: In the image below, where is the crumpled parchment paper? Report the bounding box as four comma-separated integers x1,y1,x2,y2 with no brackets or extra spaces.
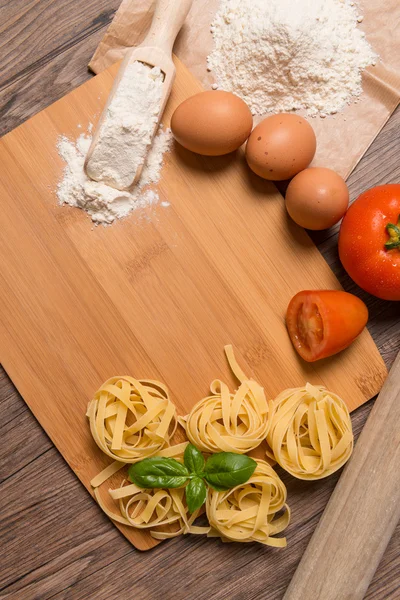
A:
89,0,400,179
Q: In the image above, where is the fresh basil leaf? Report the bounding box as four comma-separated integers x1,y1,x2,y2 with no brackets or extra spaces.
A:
184,444,205,475
205,481,231,492
185,477,207,513
128,457,189,489
204,452,257,490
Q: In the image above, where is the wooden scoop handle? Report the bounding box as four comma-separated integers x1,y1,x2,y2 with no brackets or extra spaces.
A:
142,0,193,56
85,0,192,190
284,351,400,600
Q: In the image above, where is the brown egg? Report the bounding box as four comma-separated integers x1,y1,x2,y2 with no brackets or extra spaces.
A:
170,91,253,156
245,114,316,181
285,167,349,230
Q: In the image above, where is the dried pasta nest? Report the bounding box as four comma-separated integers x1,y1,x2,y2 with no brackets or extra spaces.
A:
92,443,208,540
107,486,197,539
267,383,353,480
86,376,177,463
206,459,290,547
181,345,270,454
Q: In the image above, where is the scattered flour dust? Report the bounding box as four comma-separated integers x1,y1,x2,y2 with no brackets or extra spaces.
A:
207,0,377,116
57,126,172,225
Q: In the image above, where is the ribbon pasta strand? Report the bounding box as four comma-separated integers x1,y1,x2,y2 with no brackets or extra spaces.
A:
86,376,177,463
267,383,353,480
206,459,290,547
181,345,270,454
92,442,209,540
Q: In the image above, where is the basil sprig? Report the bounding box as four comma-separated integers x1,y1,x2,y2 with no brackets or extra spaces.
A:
128,444,257,513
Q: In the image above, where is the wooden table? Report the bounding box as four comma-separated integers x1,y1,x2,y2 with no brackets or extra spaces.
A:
0,2,399,599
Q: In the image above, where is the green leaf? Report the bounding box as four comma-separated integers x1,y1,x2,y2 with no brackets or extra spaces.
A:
185,477,207,513
184,444,205,475
128,457,189,489
204,452,257,490
205,481,231,492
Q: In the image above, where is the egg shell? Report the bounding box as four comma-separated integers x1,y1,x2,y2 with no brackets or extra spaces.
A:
285,167,349,230
170,91,253,156
245,114,316,181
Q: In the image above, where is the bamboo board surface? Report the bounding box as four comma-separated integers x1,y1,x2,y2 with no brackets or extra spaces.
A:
0,58,387,550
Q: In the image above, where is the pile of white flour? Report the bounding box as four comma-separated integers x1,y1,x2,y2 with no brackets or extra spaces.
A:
57,126,172,224
86,61,164,190
207,0,377,116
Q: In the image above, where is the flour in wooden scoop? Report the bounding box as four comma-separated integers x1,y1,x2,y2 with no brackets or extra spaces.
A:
57,125,172,225
86,61,165,190
57,60,172,225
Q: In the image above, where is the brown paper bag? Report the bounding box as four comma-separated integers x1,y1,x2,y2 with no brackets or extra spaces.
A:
89,0,400,179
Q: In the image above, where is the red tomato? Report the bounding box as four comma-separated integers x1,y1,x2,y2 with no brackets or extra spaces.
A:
286,290,368,362
338,184,400,301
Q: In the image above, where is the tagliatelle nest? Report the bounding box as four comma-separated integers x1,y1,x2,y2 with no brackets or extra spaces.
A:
180,345,270,454
206,459,290,547
86,349,351,548
267,383,353,480
92,443,208,540
86,376,177,463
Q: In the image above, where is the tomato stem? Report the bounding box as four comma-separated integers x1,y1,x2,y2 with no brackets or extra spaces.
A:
385,214,400,250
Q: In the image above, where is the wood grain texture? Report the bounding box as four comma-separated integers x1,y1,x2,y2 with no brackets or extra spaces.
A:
0,0,121,136
1,367,399,600
0,0,119,88
0,56,387,550
0,0,399,597
284,352,400,600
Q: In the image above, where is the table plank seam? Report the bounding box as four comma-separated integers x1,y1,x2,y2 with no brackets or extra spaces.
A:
0,9,115,94
0,529,121,596
43,547,135,600
0,2,399,598
0,446,51,485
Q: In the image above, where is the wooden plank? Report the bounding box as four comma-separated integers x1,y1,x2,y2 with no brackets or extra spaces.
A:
0,0,399,596
0,0,118,90
0,1,120,137
1,367,398,599
284,353,400,599
0,57,387,551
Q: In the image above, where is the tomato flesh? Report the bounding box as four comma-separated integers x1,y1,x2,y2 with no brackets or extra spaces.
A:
287,290,368,362
296,302,324,351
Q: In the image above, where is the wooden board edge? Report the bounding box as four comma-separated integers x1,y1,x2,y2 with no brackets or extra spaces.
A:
0,56,389,552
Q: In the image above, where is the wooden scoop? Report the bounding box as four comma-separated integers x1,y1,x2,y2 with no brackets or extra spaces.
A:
283,351,400,600
84,0,193,190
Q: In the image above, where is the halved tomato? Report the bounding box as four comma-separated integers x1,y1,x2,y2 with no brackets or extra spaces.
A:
286,290,368,362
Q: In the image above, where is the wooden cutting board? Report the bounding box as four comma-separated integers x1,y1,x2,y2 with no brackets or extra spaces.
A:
0,58,387,551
